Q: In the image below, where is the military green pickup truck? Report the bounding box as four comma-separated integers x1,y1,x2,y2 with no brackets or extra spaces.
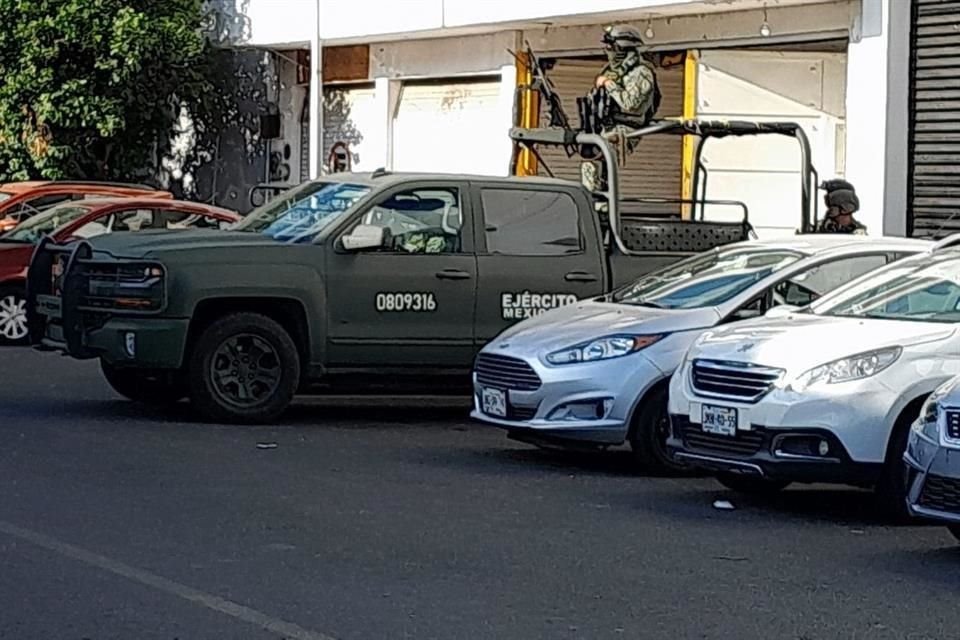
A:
25,121,818,423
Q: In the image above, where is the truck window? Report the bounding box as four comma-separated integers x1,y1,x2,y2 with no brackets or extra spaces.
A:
359,187,463,254
480,188,580,256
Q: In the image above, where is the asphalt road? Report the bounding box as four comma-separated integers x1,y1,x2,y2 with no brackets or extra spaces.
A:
1,348,959,640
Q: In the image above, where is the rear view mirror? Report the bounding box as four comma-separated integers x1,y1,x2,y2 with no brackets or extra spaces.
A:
342,224,386,251
765,305,800,319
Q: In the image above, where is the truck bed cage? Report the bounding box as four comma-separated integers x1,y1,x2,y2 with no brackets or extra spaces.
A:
510,118,819,254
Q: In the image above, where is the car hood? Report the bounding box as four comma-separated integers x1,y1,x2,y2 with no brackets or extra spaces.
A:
488,300,719,355
690,313,957,377
82,230,284,259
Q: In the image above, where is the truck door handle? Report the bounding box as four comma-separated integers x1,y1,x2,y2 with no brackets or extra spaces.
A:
435,269,472,280
564,271,598,282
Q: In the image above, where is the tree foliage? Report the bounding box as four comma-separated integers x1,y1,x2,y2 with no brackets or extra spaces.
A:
0,0,236,184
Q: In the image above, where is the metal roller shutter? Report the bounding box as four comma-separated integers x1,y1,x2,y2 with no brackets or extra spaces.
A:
392,78,507,175
323,84,380,172
909,0,960,237
534,57,684,207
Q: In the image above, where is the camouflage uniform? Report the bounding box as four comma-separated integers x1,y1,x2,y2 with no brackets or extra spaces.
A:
581,28,658,194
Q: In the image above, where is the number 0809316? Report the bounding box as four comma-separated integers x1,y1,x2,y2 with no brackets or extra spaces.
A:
375,292,438,312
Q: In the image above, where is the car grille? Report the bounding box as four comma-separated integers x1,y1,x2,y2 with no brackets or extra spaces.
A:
690,359,783,403
475,353,542,391
946,411,960,440
510,405,538,421
675,415,766,456
919,473,960,513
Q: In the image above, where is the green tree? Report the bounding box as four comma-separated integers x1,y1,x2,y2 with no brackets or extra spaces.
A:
0,0,231,184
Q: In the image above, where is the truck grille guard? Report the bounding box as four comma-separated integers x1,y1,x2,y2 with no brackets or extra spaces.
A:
25,236,97,358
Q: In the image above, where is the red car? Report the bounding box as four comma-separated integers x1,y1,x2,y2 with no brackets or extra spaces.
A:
0,180,173,232
0,197,240,345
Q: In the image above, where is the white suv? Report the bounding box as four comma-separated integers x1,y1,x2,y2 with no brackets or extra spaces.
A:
666,242,960,516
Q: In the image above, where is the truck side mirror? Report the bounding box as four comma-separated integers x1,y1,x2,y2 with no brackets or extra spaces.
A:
341,224,386,251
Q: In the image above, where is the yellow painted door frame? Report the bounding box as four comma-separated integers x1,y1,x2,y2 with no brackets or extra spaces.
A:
681,49,699,219
514,52,540,176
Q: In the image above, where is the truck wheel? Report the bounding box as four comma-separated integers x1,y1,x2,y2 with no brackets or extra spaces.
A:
187,312,300,424
100,361,187,406
716,473,790,496
628,386,687,475
0,286,28,346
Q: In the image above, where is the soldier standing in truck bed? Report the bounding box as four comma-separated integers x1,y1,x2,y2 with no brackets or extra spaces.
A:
581,24,660,194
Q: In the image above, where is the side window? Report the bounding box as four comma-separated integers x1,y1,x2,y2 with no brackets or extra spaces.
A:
162,210,223,230
111,209,155,232
356,187,462,254
480,188,581,256
774,255,888,307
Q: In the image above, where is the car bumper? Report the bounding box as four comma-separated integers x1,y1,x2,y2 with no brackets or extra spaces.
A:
39,316,189,369
904,426,960,523
665,365,892,485
470,352,666,446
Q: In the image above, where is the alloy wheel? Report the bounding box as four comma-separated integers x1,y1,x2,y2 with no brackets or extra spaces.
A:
0,294,28,342
208,333,282,408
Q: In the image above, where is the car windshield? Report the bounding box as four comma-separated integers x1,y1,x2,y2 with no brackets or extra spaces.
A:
0,192,11,203
235,180,371,243
810,252,960,323
0,203,92,243
610,246,804,309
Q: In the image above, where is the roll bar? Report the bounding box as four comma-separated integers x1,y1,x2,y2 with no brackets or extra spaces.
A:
509,118,819,254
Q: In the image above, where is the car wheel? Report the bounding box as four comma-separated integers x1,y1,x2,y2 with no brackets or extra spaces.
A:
188,312,300,424
947,524,960,544
875,411,915,522
716,473,790,495
629,386,687,475
0,286,29,346
101,361,188,406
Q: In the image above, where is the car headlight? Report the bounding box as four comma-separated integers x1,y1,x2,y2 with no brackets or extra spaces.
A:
545,334,665,365
789,346,901,393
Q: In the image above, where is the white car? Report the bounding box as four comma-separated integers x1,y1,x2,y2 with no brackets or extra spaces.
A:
667,238,960,515
470,235,933,472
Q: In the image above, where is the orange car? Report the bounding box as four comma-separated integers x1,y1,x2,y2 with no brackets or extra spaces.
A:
0,181,173,232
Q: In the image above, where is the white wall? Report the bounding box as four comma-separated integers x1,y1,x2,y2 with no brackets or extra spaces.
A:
697,50,847,237
213,0,314,47
843,0,887,236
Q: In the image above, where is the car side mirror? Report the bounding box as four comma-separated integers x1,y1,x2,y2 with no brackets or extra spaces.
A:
765,304,800,319
341,224,386,251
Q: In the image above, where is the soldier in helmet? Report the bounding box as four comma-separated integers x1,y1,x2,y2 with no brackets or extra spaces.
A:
816,178,867,234
581,24,660,194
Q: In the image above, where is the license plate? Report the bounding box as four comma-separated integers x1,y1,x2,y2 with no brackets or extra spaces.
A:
481,387,507,418
702,404,738,436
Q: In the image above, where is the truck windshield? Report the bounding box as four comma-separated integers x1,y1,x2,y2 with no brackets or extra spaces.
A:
611,247,803,309
0,204,91,243
235,181,371,243
810,252,960,323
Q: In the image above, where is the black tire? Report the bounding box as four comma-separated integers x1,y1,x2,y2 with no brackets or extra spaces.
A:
187,312,300,424
628,385,687,474
100,360,188,406
716,473,790,496
947,524,960,544
874,410,915,522
0,285,29,346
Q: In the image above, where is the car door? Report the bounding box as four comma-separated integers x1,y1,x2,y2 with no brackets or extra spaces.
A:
325,181,478,370
723,252,893,322
472,183,607,345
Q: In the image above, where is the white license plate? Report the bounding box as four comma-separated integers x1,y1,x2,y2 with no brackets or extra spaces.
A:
701,404,738,436
481,387,507,418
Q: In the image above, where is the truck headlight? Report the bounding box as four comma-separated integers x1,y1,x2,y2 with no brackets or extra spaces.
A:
545,334,664,365
788,346,901,393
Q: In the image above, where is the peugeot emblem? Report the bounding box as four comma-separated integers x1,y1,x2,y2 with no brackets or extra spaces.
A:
737,342,755,353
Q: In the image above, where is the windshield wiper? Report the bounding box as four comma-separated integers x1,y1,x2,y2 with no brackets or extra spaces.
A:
629,300,667,309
